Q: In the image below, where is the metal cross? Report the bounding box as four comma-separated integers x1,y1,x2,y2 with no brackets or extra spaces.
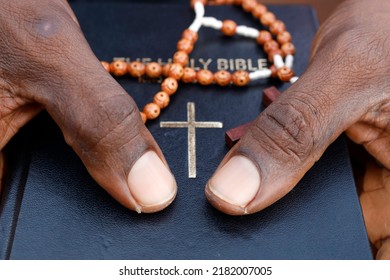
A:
160,102,223,178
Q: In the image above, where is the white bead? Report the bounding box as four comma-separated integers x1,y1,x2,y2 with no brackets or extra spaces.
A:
189,2,205,32
273,54,285,69
194,2,205,18
236,26,259,38
202,17,223,30
285,55,294,68
290,76,299,84
189,18,203,32
249,69,272,80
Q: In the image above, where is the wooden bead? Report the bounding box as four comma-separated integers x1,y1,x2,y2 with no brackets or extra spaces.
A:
182,29,198,44
263,40,279,53
128,61,146,77
214,70,232,86
101,61,110,73
277,66,294,82
140,112,147,124
221,20,237,36
161,77,178,95
256,30,272,45
153,91,170,109
270,20,286,35
196,69,214,85
173,51,189,66
213,0,227,4
252,4,267,18
241,0,257,12
232,70,250,86
268,49,283,62
110,60,127,76
191,0,207,9
262,86,281,107
281,42,296,56
143,103,161,120
260,11,276,26
182,67,197,83
177,38,194,54
145,62,162,78
168,63,184,80
162,63,171,77
277,31,292,45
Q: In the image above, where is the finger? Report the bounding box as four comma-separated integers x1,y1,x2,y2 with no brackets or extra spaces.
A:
205,50,388,215
376,238,390,260
4,3,176,213
0,101,43,150
359,164,390,251
346,121,390,170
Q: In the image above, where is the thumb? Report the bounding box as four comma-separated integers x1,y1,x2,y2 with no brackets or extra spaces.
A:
205,51,384,215
5,3,177,213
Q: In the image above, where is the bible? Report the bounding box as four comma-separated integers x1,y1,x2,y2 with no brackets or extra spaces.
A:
0,1,372,259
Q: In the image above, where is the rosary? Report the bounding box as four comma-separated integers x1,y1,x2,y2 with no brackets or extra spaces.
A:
101,0,296,146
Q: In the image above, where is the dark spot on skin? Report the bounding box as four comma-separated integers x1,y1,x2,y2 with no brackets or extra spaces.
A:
34,16,60,38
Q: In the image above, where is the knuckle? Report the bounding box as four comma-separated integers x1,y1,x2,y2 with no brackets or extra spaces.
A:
64,94,144,154
247,100,319,163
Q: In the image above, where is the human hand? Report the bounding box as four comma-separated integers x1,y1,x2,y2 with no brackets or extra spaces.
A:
0,0,177,213
205,0,390,258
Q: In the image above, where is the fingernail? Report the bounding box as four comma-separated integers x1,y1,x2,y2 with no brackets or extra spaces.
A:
127,151,176,213
208,156,260,208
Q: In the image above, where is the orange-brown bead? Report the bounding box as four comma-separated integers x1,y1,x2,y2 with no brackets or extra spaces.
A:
110,60,127,76
162,63,171,77
177,38,194,54
270,20,286,35
277,31,292,45
140,112,147,124
173,51,189,66
182,67,197,83
196,69,214,85
168,63,184,80
101,61,110,73
256,30,272,45
153,91,170,109
281,42,296,56
191,0,207,9
145,62,162,78
252,4,267,18
128,61,146,77
182,29,198,44
221,20,237,36
260,11,276,26
263,40,279,53
268,49,283,62
161,77,178,95
241,0,257,12
277,66,294,82
143,103,161,120
214,70,232,86
232,70,250,86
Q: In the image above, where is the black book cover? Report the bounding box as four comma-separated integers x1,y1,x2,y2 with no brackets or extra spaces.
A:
0,2,372,259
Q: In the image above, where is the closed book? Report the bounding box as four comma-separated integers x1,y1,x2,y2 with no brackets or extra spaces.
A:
0,1,372,259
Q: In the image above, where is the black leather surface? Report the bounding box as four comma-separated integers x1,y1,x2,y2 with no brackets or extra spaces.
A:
0,2,372,259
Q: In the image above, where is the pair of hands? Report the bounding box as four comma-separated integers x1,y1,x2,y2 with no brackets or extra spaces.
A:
0,0,389,258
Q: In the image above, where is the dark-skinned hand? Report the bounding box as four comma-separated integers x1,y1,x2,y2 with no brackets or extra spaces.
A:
0,0,388,259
